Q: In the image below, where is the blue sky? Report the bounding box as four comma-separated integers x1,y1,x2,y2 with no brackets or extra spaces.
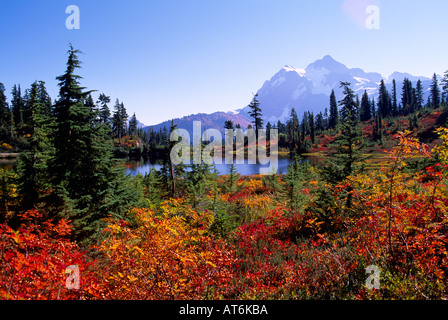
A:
1,0,447,125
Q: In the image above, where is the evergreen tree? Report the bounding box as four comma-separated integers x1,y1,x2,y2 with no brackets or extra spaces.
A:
309,112,315,144
328,89,338,129
11,84,25,135
226,163,240,193
359,90,372,122
84,94,97,114
164,119,178,197
49,45,136,241
97,93,111,124
430,73,441,109
276,120,286,135
315,112,324,132
378,79,391,118
338,82,358,122
112,99,128,143
401,78,415,115
325,82,365,183
373,113,383,144
247,93,263,135
128,112,138,137
265,121,272,141
17,81,53,210
224,120,234,130
37,81,52,117
287,108,300,152
391,79,398,116
283,155,310,210
416,80,424,110
0,83,11,142
442,71,448,107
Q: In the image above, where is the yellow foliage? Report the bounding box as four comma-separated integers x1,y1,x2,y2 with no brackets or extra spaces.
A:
98,207,236,299
433,127,448,164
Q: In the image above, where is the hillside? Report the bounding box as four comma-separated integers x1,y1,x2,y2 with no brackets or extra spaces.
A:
142,55,439,136
308,107,448,158
142,111,252,136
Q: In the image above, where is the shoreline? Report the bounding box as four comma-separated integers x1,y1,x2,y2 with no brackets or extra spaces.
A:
0,153,19,159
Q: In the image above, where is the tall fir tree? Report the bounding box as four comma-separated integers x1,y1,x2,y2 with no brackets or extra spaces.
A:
11,84,25,136
338,82,358,122
430,73,441,109
97,93,111,124
391,79,398,116
128,112,138,137
328,89,338,129
309,112,315,144
359,90,372,122
315,112,324,132
401,78,415,115
378,79,392,118
416,79,424,110
49,45,137,241
441,71,448,107
0,83,11,142
37,81,52,118
247,93,263,136
325,82,365,184
17,81,53,210
112,99,128,143
266,121,272,141
287,107,300,153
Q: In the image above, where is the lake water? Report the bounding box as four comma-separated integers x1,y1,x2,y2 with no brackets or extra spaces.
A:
124,156,319,176
0,155,321,176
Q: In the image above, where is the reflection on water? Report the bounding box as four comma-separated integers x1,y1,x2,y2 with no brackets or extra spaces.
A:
124,156,321,176
0,155,322,176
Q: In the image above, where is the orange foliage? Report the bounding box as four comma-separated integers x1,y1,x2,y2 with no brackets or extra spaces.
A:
97,208,238,299
0,210,103,300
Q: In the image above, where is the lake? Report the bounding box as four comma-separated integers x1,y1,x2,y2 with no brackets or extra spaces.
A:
0,155,322,176
124,156,321,176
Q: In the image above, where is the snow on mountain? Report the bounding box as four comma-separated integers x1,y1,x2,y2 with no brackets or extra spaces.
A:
144,55,439,133
240,55,434,124
137,120,146,128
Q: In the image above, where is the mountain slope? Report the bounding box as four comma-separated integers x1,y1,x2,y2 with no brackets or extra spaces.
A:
144,55,439,133
143,111,251,137
244,55,435,124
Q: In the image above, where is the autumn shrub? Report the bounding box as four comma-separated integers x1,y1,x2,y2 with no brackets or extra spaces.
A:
346,131,448,299
230,206,359,299
0,209,102,300
97,207,238,299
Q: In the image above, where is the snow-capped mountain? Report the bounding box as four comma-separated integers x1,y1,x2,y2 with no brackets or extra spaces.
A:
241,55,435,124
144,55,439,134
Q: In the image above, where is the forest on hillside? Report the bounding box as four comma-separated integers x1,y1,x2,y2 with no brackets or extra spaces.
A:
1,46,448,300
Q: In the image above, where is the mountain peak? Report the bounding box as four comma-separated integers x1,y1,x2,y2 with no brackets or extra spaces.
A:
306,55,348,73
322,54,336,62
